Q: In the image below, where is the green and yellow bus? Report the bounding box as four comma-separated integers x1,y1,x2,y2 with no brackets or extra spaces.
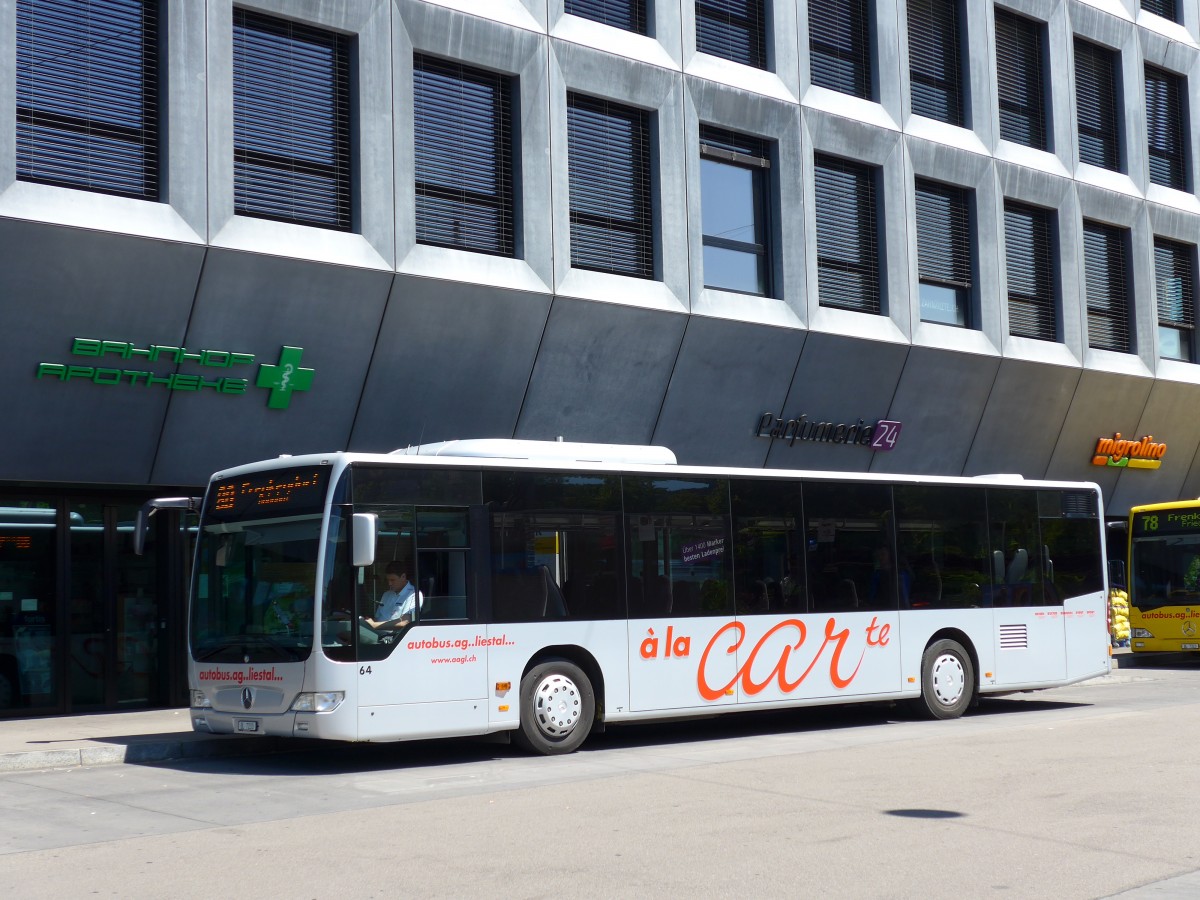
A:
1128,499,1200,652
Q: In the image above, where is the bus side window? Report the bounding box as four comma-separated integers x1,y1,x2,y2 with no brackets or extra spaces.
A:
483,470,625,623
623,476,733,619
803,481,896,613
730,478,807,615
1037,490,1103,602
987,489,1044,607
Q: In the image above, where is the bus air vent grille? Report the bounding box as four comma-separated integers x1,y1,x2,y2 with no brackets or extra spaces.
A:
1062,491,1098,518
999,623,1029,649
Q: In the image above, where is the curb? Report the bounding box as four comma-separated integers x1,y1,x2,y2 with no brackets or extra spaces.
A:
0,735,292,773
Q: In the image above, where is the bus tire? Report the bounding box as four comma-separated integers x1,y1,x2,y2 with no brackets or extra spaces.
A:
913,639,974,720
515,660,595,755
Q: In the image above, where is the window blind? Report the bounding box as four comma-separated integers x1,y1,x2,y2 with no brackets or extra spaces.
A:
16,0,158,199
915,180,971,292
814,154,879,313
414,55,514,257
1145,65,1187,191
995,9,1047,150
1141,0,1179,23
809,0,872,99
1074,39,1120,171
907,0,963,126
233,9,352,230
564,0,646,34
1082,221,1131,353
696,0,767,70
567,93,654,278
1155,238,1194,331
1004,201,1056,341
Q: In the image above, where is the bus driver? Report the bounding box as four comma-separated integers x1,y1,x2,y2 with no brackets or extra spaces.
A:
364,561,422,631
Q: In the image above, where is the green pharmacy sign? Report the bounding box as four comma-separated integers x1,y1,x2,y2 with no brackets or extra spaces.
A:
36,339,314,410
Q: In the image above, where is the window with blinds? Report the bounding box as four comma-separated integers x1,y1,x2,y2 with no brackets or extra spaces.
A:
1145,65,1187,192
1141,0,1179,23
1004,201,1057,341
413,55,514,257
233,10,351,231
1074,40,1121,172
809,0,872,99
995,9,1047,151
814,154,879,314
696,0,767,70
907,0,964,126
16,0,159,200
915,180,971,327
1083,221,1131,353
700,126,771,295
1155,238,1196,362
567,94,654,279
564,0,647,34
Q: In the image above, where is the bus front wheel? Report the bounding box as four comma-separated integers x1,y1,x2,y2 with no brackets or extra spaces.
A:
913,639,974,720
515,660,595,755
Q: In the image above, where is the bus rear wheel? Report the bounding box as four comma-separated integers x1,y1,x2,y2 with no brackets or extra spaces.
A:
913,639,974,720
515,660,595,755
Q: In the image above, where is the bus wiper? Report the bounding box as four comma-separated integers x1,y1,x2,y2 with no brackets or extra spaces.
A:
194,642,240,662
239,632,307,660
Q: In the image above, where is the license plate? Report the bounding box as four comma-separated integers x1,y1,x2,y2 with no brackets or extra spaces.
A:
237,719,260,733
1182,644,1199,650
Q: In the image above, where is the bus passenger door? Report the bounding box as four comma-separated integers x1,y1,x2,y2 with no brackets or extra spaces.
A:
987,491,1066,685
356,507,487,735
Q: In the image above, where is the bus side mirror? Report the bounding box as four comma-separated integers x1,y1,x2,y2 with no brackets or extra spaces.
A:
352,513,378,568
134,497,200,556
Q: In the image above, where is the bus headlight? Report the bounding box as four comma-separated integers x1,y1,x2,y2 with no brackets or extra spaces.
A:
191,690,212,709
291,691,345,712
1132,628,1154,639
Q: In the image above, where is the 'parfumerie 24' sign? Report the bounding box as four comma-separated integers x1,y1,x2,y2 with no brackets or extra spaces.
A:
756,413,902,451
36,338,314,410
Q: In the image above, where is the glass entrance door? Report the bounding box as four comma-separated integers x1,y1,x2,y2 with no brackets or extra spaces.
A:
69,502,165,709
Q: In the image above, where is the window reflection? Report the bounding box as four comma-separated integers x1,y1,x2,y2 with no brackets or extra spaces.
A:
700,126,771,296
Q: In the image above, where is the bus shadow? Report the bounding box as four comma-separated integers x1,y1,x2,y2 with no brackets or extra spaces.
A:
142,696,1090,777
1114,652,1200,671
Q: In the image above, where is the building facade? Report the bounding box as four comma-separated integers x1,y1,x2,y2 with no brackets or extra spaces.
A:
2,0,1199,716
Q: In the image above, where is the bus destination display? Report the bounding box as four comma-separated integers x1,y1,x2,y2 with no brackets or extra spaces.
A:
207,467,327,521
1133,508,1200,537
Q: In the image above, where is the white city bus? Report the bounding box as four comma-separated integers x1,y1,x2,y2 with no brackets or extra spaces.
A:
142,440,1111,754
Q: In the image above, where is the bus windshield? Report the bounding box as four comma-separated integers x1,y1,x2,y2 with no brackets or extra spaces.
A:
190,516,320,663
1132,534,1200,611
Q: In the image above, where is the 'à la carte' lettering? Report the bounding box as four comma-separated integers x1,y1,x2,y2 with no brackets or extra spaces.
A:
695,616,890,701
640,617,891,700
640,626,692,659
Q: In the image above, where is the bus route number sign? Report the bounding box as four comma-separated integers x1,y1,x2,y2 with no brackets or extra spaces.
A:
1133,510,1200,536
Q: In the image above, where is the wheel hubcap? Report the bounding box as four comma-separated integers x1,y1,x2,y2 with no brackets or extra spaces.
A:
533,673,582,737
931,653,965,707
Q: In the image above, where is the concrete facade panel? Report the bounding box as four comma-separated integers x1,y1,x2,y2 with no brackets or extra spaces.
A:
1106,378,1200,511
351,278,552,451
1046,369,1154,493
151,250,392,484
0,221,204,483
869,348,1000,475
964,359,1080,477
515,297,687,444
652,317,805,466
764,333,909,471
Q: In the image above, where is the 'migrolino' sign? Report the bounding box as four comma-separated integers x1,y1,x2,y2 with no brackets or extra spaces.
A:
1092,433,1166,470
36,338,314,410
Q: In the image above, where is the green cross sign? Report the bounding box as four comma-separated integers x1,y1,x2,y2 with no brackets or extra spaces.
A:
256,346,314,410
